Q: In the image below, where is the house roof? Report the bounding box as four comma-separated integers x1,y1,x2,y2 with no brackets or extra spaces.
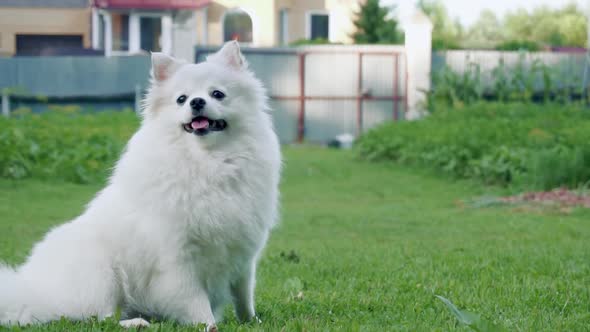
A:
92,0,210,9
0,0,89,7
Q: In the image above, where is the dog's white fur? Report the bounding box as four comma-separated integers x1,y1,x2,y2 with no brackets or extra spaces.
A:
0,41,280,330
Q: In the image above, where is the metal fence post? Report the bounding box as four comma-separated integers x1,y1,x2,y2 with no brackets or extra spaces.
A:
1,90,9,118
297,53,306,143
357,53,363,136
394,53,399,121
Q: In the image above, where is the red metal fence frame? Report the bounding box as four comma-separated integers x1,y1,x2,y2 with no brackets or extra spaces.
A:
195,47,408,143
269,50,408,143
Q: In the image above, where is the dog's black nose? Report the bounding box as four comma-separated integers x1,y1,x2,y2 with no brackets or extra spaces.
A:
190,98,206,111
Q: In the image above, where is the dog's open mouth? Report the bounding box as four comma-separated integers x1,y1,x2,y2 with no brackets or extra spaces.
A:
182,116,227,136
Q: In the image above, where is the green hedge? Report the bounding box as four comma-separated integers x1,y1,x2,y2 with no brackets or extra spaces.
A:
0,110,139,183
357,103,590,189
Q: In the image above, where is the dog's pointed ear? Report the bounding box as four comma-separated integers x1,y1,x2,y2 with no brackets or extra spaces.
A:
207,40,247,70
151,52,185,82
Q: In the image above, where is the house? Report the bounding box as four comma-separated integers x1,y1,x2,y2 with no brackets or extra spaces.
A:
198,0,362,46
91,0,210,59
0,0,205,57
93,0,363,60
1,0,363,59
0,0,93,56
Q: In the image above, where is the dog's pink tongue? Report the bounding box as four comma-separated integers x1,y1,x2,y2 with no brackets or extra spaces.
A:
191,119,209,130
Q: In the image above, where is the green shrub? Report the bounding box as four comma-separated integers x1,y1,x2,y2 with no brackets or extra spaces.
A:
0,110,139,183
289,38,336,46
495,40,541,51
430,53,585,109
429,62,485,108
356,102,590,189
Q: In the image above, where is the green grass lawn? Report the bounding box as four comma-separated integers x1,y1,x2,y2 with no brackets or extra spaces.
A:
1,147,589,331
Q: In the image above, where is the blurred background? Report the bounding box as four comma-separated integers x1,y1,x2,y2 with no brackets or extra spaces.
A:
1,0,590,185
1,0,588,144
1,3,590,330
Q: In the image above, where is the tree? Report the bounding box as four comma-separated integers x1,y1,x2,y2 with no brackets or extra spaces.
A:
352,0,403,44
555,4,587,47
464,9,504,49
503,3,587,48
417,0,463,50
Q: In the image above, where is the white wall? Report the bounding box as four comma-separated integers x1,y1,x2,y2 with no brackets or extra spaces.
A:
172,11,199,62
403,10,433,120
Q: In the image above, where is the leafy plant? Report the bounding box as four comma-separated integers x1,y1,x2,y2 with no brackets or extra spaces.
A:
435,295,506,332
0,110,139,183
357,102,590,190
431,53,583,107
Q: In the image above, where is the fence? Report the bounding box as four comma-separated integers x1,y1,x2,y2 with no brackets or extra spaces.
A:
0,56,150,113
0,46,408,143
196,45,408,143
432,50,587,92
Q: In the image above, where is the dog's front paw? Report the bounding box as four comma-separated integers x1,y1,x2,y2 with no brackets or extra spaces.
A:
206,323,218,332
119,318,150,328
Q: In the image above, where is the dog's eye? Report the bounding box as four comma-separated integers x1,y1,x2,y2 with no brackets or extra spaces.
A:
176,95,187,105
211,90,225,100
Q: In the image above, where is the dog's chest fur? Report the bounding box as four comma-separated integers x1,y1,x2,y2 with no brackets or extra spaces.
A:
110,125,279,283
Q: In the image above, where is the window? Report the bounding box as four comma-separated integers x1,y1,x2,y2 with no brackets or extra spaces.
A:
97,14,105,50
16,35,83,56
140,16,162,52
307,12,329,40
95,11,172,55
223,8,253,43
112,13,129,51
279,8,288,45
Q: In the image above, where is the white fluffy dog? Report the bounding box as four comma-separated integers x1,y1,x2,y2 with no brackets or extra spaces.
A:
0,41,281,331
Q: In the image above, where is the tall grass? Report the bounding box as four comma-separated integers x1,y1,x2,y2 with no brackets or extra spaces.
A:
430,53,587,110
